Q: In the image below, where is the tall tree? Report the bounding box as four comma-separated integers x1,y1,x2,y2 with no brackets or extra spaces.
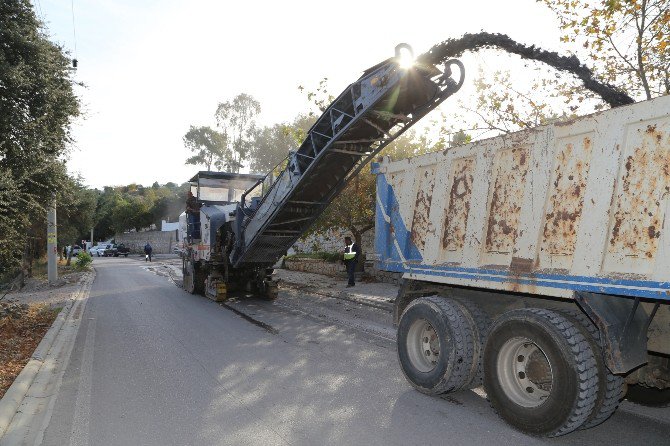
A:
443,0,669,141
215,93,261,172
183,125,228,171
249,114,315,174
542,0,670,100
0,0,80,276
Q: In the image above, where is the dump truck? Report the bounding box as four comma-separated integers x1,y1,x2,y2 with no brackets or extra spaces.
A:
179,45,464,300
371,94,670,436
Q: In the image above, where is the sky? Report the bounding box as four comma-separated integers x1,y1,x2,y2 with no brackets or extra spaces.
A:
35,0,565,189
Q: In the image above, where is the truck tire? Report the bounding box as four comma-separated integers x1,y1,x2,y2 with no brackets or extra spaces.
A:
183,259,204,294
452,298,490,389
558,308,625,429
264,282,278,300
397,295,475,395
483,308,598,437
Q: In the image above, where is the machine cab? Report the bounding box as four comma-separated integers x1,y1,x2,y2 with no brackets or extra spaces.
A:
184,171,264,243
190,171,264,205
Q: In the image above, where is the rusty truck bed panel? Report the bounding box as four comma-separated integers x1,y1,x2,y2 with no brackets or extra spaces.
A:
372,95,670,300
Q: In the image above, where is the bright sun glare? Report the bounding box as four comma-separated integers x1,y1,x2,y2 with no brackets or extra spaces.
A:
396,44,415,68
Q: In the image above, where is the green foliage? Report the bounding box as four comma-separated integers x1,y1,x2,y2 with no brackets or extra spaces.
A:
447,0,670,140
92,181,188,240
0,0,80,273
183,126,228,171
55,176,98,248
74,251,92,270
249,114,315,174
542,0,669,100
215,93,261,172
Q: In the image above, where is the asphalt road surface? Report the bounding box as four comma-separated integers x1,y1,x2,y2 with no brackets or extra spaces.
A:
41,257,670,445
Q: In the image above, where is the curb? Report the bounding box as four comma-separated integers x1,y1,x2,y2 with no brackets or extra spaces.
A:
0,271,94,439
281,281,393,311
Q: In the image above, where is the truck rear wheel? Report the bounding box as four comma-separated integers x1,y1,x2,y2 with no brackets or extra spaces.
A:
452,298,490,389
558,308,625,429
483,308,598,436
397,296,475,395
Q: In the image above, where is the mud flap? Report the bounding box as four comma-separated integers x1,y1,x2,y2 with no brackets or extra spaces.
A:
576,292,658,374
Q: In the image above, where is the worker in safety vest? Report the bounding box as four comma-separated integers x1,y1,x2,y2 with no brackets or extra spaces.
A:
343,236,360,287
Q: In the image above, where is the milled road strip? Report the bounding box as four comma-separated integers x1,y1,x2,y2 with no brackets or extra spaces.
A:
0,272,94,445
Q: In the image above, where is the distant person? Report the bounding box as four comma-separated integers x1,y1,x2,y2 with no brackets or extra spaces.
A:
144,242,153,262
185,191,201,213
343,236,360,288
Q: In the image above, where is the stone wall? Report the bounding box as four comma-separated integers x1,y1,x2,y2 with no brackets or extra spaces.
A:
367,266,403,285
292,227,374,256
283,257,402,284
114,230,178,254
283,258,346,276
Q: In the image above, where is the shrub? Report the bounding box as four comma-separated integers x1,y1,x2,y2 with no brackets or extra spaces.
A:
75,252,92,270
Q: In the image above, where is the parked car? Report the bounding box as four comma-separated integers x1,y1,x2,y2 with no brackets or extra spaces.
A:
70,245,82,256
90,245,110,257
104,243,130,257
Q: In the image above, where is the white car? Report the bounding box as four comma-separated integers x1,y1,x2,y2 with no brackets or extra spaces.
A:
90,244,110,257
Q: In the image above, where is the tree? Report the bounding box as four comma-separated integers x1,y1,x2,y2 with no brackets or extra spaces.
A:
91,182,188,238
248,124,295,174
302,132,428,250
441,1,669,141
542,0,670,100
249,114,315,174
0,0,80,277
55,177,98,248
444,66,575,140
183,126,228,171
215,93,261,172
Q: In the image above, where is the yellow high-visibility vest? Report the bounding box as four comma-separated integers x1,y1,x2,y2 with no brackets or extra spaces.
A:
344,244,357,260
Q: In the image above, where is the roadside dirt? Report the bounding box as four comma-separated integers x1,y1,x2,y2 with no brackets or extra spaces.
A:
419,32,634,107
0,267,87,399
0,304,59,398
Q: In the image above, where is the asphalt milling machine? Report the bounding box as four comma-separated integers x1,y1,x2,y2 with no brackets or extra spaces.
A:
179,45,464,301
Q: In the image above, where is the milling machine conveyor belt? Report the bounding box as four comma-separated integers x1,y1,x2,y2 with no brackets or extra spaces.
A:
231,49,464,268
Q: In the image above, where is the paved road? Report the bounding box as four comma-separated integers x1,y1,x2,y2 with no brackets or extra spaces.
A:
41,257,670,445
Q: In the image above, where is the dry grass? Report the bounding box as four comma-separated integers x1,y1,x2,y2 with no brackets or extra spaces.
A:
0,304,60,398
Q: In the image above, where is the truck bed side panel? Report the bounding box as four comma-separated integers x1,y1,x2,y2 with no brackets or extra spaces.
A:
373,95,670,300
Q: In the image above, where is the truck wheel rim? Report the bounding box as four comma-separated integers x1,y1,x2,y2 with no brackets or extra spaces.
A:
497,337,553,407
406,318,441,373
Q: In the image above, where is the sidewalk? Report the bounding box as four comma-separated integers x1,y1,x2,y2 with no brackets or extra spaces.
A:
149,258,398,311
0,271,95,443
274,269,398,311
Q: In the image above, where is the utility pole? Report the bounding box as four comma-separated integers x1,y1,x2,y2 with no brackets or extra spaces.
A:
90,227,94,247
47,193,58,283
